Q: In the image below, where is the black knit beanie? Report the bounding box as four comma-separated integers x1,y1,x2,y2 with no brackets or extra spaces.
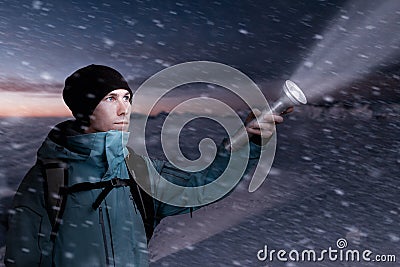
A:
63,64,132,124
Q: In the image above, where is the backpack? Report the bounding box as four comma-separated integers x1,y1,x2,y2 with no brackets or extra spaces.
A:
41,147,156,243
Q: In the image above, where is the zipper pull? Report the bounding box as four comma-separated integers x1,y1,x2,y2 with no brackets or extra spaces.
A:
99,206,104,224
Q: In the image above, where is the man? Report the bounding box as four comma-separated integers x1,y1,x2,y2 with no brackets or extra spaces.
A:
4,64,286,266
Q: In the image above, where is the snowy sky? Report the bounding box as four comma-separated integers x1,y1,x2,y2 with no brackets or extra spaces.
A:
0,0,399,116
1,0,347,81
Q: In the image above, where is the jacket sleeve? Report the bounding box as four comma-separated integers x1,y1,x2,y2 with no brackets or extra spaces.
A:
149,139,263,221
4,164,53,267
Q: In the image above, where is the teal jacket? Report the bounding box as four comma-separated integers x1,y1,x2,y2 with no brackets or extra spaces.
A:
5,120,262,267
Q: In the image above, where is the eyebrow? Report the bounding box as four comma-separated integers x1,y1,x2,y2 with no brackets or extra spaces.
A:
106,92,130,97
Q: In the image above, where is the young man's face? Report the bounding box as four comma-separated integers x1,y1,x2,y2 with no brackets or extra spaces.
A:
85,89,131,133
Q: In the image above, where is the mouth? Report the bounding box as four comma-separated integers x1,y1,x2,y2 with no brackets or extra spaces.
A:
114,121,129,125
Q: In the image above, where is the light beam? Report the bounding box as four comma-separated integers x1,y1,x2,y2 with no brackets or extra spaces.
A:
291,0,400,101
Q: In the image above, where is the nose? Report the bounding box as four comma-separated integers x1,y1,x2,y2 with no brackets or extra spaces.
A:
117,98,130,116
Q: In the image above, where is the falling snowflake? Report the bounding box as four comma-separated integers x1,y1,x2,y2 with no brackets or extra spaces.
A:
32,0,43,10
323,95,334,102
64,252,74,259
388,233,400,242
304,61,314,68
334,189,345,196
314,34,324,40
238,29,249,35
40,72,53,81
103,37,115,47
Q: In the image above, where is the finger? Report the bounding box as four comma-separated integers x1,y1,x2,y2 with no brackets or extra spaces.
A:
260,130,273,139
246,127,262,135
246,108,266,125
247,120,274,130
273,115,283,124
248,122,276,133
256,122,276,131
257,114,275,122
247,127,273,138
258,114,283,123
252,108,262,116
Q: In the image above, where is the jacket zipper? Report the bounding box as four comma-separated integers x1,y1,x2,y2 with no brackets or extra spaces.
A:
136,184,147,219
99,207,110,266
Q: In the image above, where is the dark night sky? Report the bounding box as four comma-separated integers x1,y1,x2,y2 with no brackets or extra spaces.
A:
0,0,349,83
0,0,399,116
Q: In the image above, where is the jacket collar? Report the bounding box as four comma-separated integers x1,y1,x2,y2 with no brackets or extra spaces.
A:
38,120,130,178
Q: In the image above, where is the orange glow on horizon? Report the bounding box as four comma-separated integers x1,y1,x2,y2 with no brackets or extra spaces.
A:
0,91,72,117
0,91,244,118
0,91,177,118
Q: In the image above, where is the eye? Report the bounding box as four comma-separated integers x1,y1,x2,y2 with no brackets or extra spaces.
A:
105,96,115,102
123,95,131,101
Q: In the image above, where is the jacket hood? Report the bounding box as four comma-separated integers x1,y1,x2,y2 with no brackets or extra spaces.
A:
37,120,130,178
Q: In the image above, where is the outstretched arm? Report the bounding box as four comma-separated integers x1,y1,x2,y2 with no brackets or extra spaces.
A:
150,139,262,221
148,107,293,222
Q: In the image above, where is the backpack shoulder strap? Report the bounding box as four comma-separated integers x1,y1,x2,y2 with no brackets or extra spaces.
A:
125,147,155,242
40,159,69,241
41,149,156,242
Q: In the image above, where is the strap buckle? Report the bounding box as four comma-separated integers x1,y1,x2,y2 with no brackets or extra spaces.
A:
111,177,121,187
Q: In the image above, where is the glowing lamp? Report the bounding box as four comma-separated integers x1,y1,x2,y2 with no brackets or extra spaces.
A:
271,80,307,114
227,80,307,151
